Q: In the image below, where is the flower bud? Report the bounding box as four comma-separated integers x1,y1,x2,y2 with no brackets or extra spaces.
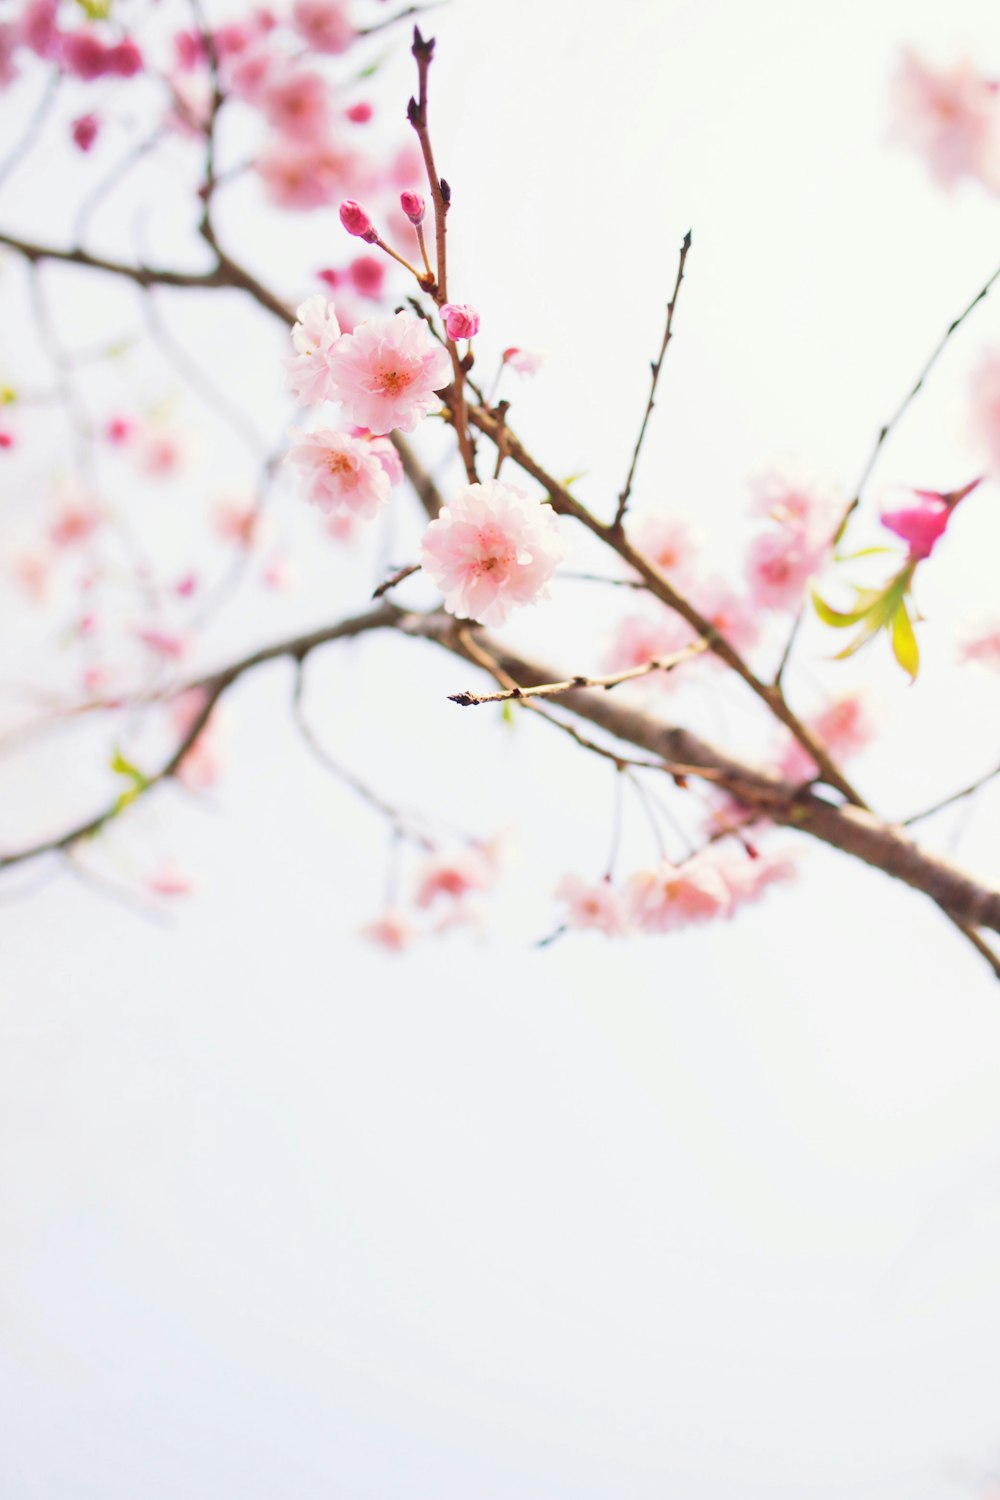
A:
440,302,480,340
400,189,425,225
346,102,372,123
339,199,377,243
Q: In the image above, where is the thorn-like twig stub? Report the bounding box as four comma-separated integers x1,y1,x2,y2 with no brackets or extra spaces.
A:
412,26,434,58
407,96,419,126
440,178,451,208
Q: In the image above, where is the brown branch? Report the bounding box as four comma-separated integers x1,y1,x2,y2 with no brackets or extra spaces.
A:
373,562,421,599
447,640,707,705
465,400,866,806
613,230,692,529
903,758,1000,827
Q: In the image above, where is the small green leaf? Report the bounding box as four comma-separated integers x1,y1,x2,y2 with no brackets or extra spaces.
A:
0,385,15,405
500,701,516,728
811,587,871,628
890,600,920,681
560,472,587,490
75,0,113,17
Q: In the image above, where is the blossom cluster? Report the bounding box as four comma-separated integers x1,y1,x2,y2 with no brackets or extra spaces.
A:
555,847,798,939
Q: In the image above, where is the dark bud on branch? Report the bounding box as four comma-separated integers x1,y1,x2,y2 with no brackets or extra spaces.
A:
440,178,452,209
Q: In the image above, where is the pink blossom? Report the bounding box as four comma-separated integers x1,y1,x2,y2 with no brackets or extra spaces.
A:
175,572,198,597
292,0,354,54
105,415,134,445
348,255,385,299
228,45,278,104
502,346,546,376
106,38,142,78
339,198,377,241
71,114,99,152
878,478,980,561
400,189,425,224
13,551,49,600
749,462,842,545
970,350,1000,476
135,426,185,478
420,479,566,627
20,0,60,59
213,500,259,548
0,23,20,87
697,579,760,654
286,294,342,405
0,428,14,449
721,849,798,909
347,102,372,124
959,622,1000,669
136,627,188,659
325,311,451,435
50,500,101,549
777,691,873,782
285,427,391,518
745,527,821,612
441,302,480,340
605,608,697,678
255,139,360,211
891,48,1000,192
635,516,701,586
361,909,416,952
626,857,731,933
147,863,194,897
62,29,110,80
555,875,630,936
261,68,332,141
362,432,403,484
414,845,496,908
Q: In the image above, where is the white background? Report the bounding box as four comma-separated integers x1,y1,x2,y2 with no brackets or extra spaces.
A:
2,1,1000,1495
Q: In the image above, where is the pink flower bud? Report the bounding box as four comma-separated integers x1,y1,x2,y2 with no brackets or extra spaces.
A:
316,267,341,289
440,302,480,340
400,189,425,225
0,430,14,450
71,114,99,152
339,199,377,243
106,38,143,76
348,255,385,299
347,101,373,123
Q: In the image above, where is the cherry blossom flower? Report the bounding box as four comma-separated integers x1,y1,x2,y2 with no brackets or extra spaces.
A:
20,0,60,60
970,350,1000,476
71,114,99,152
255,139,361,211
502,347,546,376
325,311,451,435
605,608,698,679
0,25,20,89
414,845,496,908
400,189,425,224
339,198,377,241
420,479,567,627
361,909,417,952
879,478,980,562
50,498,101,549
147,863,194,898
347,102,373,124
213,500,260,549
441,303,480,340
721,849,798,909
635,515,701,586
697,579,760,654
134,424,186,478
292,0,355,54
555,875,630,936
626,857,731,933
777,691,873,782
745,527,822,613
285,427,391,518
959,621,1000,669
749,462,842,545
286,294,342,405
891,48,1000,192
261,68,332,141
348,255,385,299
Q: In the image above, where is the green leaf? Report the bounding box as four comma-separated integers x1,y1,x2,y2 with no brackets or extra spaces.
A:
836,545,895,561
500,701,516,728
890,600,920,681
810,587,871,628
109,747,148,813
0,385,15,405
75,0,113,17
560,472,587,490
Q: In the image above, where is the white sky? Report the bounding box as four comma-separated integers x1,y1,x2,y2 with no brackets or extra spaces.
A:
2,1,1000,1496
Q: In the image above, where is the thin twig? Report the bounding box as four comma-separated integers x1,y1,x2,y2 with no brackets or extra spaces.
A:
774,255,1000,687
373,562,421,599
903,759,1000,827
613,230,692,530
448,640,707,705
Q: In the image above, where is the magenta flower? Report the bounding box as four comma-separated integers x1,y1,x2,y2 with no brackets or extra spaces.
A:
325,312,451,435
400,189,425,224
440,302,480,340
420,479,566,627
339,198,377,242
879,478,980,561
286,428,391,519
71,114,99,152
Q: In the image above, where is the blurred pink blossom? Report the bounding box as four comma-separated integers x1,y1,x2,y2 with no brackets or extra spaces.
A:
626,857,731,933
891,47,1000,192
286,427,391,518
555,875,630,936
292,0,354,54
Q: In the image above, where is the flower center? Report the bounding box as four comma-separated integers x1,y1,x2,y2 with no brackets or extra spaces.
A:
375,366,413,395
